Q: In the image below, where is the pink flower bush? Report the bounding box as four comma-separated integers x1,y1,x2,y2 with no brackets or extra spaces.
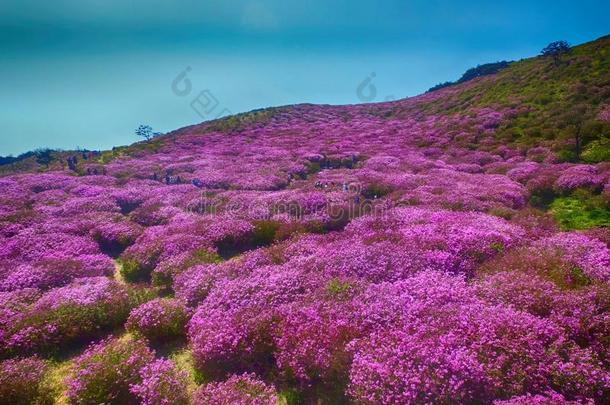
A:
66,336,155,404
494,391,590,404
0,229,100,264
345,207,525,277
0,255,113,292
188,265,318,378
554,165,605,192
2,277,130,356
0,356,51,405
119,214,253,281
90,219,143,256
174,263,228,306
126,298,190,342
397,169,527,211
193,373,278,405
0,288,40,334
347,273,610,404
130,358,190,405
532,232,610,283
274,299,361,385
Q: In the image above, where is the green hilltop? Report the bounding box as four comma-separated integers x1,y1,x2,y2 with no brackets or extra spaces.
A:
416,35,610,162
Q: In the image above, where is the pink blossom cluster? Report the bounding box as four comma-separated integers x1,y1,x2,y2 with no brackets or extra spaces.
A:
347,272,609,404
192,373,278,405
126,298,191,342
494,391,592,404
1,277,130,356
0,356,50,404
554,165,607,192
185,206,608,402
119,213,253,280
532,232,610,282
66,336,155,404
130,358,190,405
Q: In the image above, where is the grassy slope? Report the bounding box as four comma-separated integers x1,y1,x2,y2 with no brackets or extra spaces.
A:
195,35,610,162
410,35,610,160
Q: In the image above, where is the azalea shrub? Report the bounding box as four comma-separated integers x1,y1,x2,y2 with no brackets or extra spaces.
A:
126,298,190,342
65,336,155,404
130,358,190,405
1,277,131,356
192,373,278,405
0,356,51,405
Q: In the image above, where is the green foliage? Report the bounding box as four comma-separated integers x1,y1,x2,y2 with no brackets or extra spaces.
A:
550,191,610,230
206,108,278,133
427,81,455,92
34,149,56,167
250,220,322,248
457,61,511,83
4,299,131,358
135,124,162,141
99,149,122,164
362,182,393,199
326,278,353,300
541,40,571,65
582,137,610,163
0,358,53,405
427,61,511,93
307,161,322,174
190,249,222,265
556,149,578,163
488,207,514,220
490,242,505,253
119,258,157,283
569,267,591,287
0,150,40,166
251,220,282,246
125,285,158,308
278,388,302,405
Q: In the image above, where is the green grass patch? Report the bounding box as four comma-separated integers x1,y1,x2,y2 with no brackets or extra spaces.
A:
550,193,610,230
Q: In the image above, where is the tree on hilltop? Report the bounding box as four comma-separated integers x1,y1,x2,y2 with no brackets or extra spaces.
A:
135,125,154,141
541,41,571,66
135,125,163,141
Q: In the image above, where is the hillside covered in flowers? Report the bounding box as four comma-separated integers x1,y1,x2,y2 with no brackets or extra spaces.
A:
1,36,610,404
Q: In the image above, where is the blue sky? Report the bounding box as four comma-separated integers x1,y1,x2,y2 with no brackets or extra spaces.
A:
1,0,609,156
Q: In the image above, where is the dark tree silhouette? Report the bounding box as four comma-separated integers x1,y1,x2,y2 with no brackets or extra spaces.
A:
457,61,511,83
0,155,17,166
427,61,511,93
427,81,454,93
34,148,54,167
135,125,154,141
135,125,163,141
541,41,571,66
560,103,590,161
